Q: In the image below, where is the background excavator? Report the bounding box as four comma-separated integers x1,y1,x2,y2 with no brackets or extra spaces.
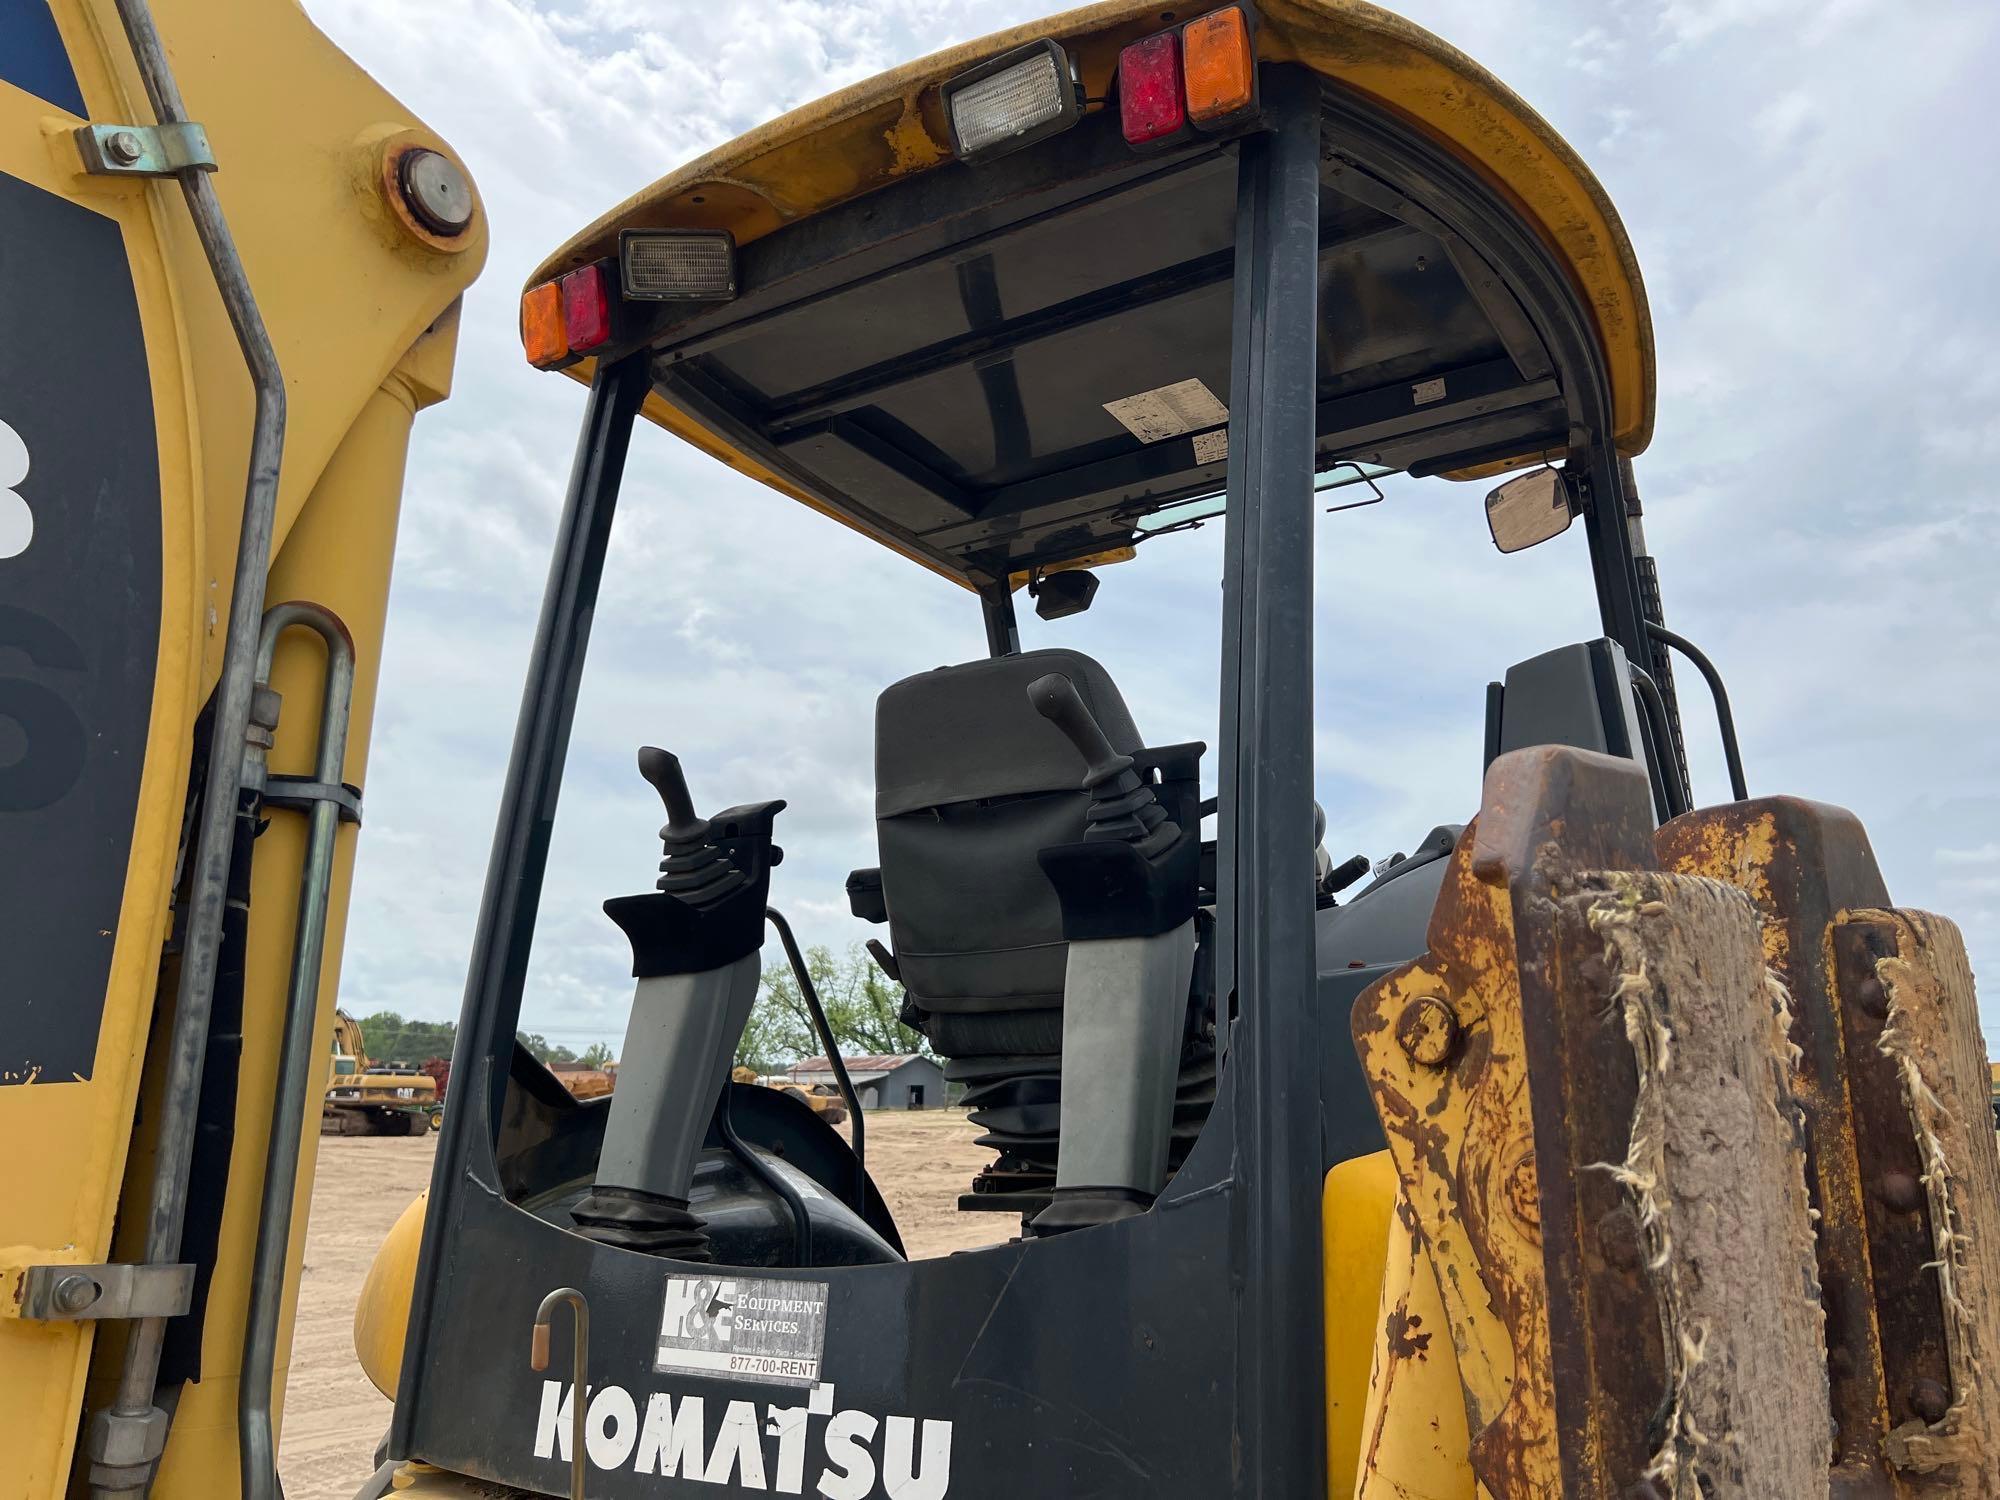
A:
324,1012,441,1136
733,1066,850,1128
7,3,2000,1500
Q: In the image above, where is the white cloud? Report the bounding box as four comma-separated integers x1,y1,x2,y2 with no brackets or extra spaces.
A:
1751,88,1816,157
1566,25,1622,78
1654,0,1887,48
308,0,2000,1051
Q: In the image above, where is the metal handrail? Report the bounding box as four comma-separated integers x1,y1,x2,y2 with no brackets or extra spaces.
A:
1647,621,1750,802
238,603,357,1500
529,1288,591,1500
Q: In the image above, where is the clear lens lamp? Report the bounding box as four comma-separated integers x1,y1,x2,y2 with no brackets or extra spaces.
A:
619,230,738,301
943,39,1082,161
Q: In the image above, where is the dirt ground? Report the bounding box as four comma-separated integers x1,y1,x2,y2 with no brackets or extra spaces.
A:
279,1110,1012,1499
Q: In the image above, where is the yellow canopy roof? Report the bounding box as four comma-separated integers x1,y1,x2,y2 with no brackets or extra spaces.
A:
533,0,1655,562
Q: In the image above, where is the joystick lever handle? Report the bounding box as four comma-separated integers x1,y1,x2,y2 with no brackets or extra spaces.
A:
1028,673,1131,784
1029,673,1177,855
638,746,707,846
633,746,747,903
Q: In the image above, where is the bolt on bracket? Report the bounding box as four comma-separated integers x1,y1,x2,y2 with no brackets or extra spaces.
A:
74,121,216,178
15,1262,195,1321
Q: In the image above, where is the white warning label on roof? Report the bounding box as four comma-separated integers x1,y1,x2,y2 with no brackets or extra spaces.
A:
1104,378,1229,444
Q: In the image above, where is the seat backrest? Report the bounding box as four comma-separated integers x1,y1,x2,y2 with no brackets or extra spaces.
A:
874,649,1143,1050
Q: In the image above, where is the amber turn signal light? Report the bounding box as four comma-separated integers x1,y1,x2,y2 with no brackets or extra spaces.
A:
521,280,566,367
1183,7,1256,128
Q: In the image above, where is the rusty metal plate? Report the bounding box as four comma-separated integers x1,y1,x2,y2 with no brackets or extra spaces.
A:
1470,747,1669,1496
1352,819,1560,1496
1835,910,2000,1496
1658,799,1895,1494
1359,749,1843,1497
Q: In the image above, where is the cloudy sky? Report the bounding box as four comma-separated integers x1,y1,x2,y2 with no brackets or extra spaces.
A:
306,0,2000,1054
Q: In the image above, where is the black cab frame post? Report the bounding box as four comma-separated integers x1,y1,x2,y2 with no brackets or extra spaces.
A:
1218,69,1326,1499
1577,446,1652,700
980,583,1020,656
391,351,648,1442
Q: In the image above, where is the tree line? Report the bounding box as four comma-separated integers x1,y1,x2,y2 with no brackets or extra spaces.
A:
348,943,926,1077
734,942,929,1075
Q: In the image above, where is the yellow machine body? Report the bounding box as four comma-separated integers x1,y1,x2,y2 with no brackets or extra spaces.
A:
10,0,1984,1495
0,2,483,1494
353,1193,428,1402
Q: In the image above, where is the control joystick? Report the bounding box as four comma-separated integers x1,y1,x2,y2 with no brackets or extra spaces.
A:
1025,675,1203,1237
639,747,747,906
570,748,784,1259
1028,674,1177,857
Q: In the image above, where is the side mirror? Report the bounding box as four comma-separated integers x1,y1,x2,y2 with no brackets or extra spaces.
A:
1485,467,1574,554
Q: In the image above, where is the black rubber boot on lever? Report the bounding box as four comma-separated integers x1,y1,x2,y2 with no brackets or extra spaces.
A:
570,748,784,1259
644,746,747,905
1025,674,1202,1236
1028,673,1181,857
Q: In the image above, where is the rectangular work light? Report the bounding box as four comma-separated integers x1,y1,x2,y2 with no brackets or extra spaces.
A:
942,39,1082,162
620,229,738,301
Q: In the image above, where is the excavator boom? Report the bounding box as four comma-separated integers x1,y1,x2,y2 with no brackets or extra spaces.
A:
0,2,482,1495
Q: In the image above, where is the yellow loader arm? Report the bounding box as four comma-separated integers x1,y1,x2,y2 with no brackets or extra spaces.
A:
0,2,483,1495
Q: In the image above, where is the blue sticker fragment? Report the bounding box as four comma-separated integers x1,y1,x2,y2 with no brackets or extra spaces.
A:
1,1,89,118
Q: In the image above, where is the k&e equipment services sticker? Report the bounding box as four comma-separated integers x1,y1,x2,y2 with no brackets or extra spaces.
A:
654,1273,829,1388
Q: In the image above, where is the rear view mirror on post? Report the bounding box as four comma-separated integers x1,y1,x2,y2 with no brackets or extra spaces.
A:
1485,467,1574,553
1033,569,1099,620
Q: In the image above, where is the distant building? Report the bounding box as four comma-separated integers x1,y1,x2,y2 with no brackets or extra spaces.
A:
788,1053,945,1110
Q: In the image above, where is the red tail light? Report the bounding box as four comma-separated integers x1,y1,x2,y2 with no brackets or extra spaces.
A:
559,263,611,354
1118,31,1188,148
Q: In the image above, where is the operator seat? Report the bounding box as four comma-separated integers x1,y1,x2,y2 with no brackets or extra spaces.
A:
873,648,1142,1057
855,648,1209,1203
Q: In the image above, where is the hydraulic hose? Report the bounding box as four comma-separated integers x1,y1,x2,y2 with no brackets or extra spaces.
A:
1629,663,1689,820
767,907,866,1198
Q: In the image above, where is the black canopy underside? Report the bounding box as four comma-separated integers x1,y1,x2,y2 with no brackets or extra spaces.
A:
631,94,1571,589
